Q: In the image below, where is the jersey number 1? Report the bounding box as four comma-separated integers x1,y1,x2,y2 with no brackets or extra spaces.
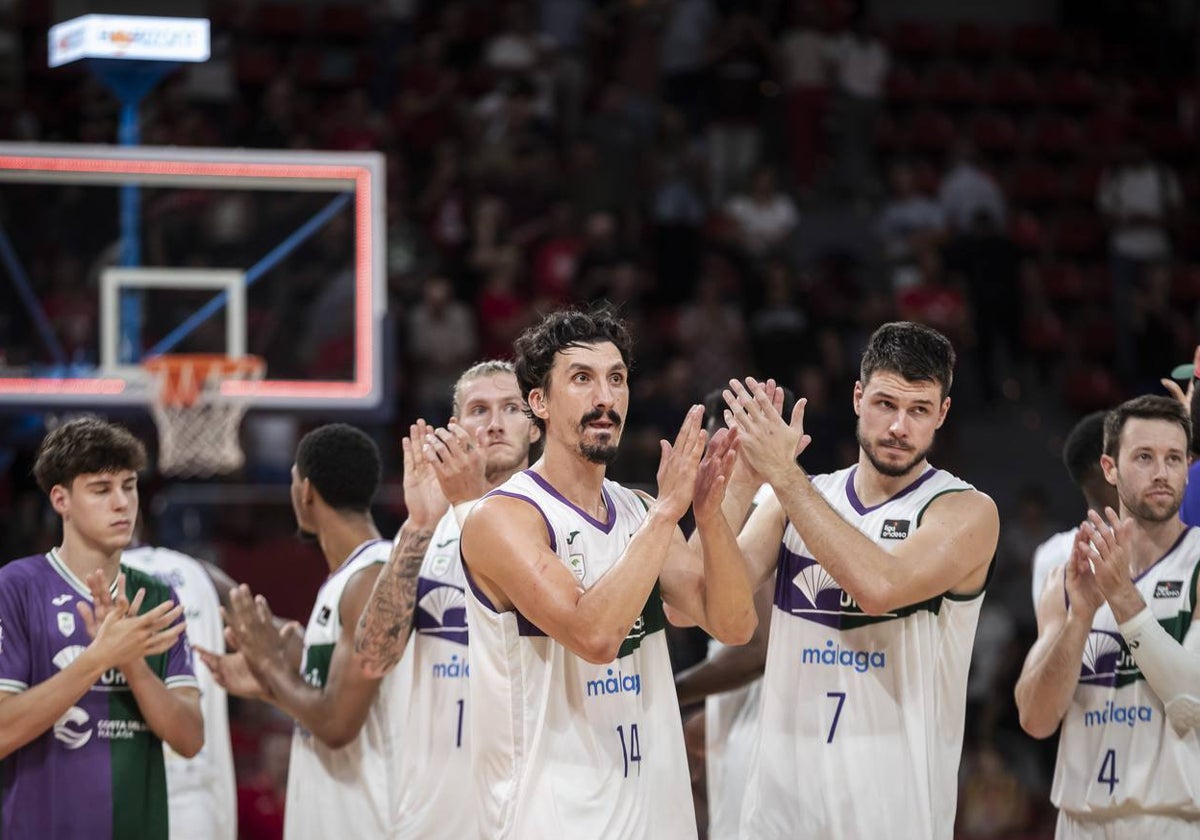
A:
616,724,642,777
1097,748,1119,795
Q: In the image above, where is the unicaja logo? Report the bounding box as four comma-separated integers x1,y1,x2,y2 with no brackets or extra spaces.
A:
802,640,886,673
53,706,92,750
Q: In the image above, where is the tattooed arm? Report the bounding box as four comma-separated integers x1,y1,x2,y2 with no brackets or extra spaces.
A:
354,522,435,678
354,421,447,679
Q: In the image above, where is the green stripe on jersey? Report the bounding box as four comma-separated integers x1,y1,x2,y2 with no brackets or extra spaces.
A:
303,643,336,689
109,688,168,839
618,583,666,658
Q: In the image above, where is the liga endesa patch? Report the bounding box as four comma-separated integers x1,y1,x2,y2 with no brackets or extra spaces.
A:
880,519,910,540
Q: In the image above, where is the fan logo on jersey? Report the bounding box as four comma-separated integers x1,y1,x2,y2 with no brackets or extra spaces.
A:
57,611,76,637
53,705,92,750
414,579,468,646
1154,580,1183,599
1079,629,1141,687
880,519,910,540
777,550,901,629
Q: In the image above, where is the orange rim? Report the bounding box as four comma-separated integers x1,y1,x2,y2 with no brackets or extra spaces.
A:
142,354,265,408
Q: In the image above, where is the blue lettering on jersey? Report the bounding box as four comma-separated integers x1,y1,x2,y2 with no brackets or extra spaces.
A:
1083,701,1153,728
431,654,469,679
585,668,642,697
801,639,887,673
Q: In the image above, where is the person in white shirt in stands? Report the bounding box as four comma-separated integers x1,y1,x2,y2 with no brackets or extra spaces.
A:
724,166,800,261
1097,142,1183,381
938,139,1007,233
828,13,889,201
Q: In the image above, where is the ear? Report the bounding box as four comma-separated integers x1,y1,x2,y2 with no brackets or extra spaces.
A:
528,388,549,422
852,381,864,416
49,484,70,517
935,396,951,429
1100,453,1118,486
301,476,317,507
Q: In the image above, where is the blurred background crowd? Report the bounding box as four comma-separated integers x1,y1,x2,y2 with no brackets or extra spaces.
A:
1,0,1198,836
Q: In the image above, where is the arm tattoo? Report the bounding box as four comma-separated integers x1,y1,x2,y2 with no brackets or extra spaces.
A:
354,523,433,677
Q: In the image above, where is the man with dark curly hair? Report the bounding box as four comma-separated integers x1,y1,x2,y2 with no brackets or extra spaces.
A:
461,303,756,839
0,416,200,839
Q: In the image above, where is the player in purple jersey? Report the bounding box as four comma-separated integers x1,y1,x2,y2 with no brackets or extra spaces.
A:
0,417,202,839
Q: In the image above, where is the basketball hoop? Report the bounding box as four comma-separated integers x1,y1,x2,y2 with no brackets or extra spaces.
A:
143,354,265,477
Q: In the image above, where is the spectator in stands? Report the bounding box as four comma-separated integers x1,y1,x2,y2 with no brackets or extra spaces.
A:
724,165,800,261
777,0,836,187
409,276,478,424
939,139,1006,233
943,208,1023,404
827,12,888,203
676,270,751,396
877,161,946,288
705,7,776,204
485,1,557,119
659,0,720,131
1097,142,1184,382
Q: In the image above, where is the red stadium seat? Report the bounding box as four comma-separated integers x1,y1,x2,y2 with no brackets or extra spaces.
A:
1029,114,1084,159
318,4,371,40
907,111,957,153
987,66,1042,109
1053,213,1104,257
1009,160,1064,206
926,64,983,107
1041,263,1086,303
1008,24,1064,63
969,112,1020,157
885,67,923,106
951,24,1003,63
1170,265,1200,304
889,21,942,60
1046,69,1101,111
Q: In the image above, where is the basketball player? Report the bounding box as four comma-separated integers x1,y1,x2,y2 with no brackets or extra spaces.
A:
723,321,999,839
0,417,200,838
460,304,756,839
198,423,399,840
1031,412,1119,605
354,360,540,838
124,543,236,840
1015,395,1200,838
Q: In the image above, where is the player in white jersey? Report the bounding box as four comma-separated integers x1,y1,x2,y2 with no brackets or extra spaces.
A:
123,545,235,840
1015,395,1200,839
460,304,757,839
1032,412,1119,606
721,321,1000,839
198,424,402,840
355,360,540,838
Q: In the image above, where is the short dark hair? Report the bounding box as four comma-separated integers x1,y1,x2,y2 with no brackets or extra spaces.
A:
1103,395,1191,459
33,416,147,493
1063,411,1108,488
1189,382,1200,457
513,302,633,433
295,423,381,512
860,321,956,399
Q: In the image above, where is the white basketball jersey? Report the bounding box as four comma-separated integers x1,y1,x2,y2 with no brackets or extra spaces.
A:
391,509,476,839
1033,528,1075,608
741,466,982,840
704,639,762,840
464,470,697,840
285,540,404,840
1052,526,1200,819
122,546,235,840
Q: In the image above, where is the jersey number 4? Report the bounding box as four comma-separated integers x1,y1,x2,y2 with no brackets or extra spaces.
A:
1097,748,1119,795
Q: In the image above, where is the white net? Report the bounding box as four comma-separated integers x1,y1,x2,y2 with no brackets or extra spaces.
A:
144,355,265,477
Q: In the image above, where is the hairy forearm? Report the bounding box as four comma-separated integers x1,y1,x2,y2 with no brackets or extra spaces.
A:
578,509,679,658
122,660,204,757
354,522,433,679
772,467,891,606
1015,614,1091,738
0,649,107,759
